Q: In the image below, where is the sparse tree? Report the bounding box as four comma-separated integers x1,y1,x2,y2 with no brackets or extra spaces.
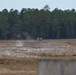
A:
43,5,50,11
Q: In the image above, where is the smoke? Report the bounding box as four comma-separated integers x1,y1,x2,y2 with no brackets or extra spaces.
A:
16,40,24,47
17,34,21,39
16,32,33,40
23,32,33,40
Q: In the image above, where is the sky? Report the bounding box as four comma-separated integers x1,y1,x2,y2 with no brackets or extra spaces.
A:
0,0,76,11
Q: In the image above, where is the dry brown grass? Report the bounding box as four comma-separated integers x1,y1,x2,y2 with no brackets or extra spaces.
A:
0,57,37,75
0,73,36,75
0,39,76,75
0,72,36,75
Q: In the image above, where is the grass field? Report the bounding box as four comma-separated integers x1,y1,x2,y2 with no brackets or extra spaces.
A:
0,39,76,75
0,57,37,75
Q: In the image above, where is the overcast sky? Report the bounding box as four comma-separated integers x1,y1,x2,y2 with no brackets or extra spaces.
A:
0,0,76,11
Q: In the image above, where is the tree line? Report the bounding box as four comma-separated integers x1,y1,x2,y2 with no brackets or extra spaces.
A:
0,6,76,39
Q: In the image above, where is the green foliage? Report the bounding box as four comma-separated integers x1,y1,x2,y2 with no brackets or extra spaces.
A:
0,7,76,39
